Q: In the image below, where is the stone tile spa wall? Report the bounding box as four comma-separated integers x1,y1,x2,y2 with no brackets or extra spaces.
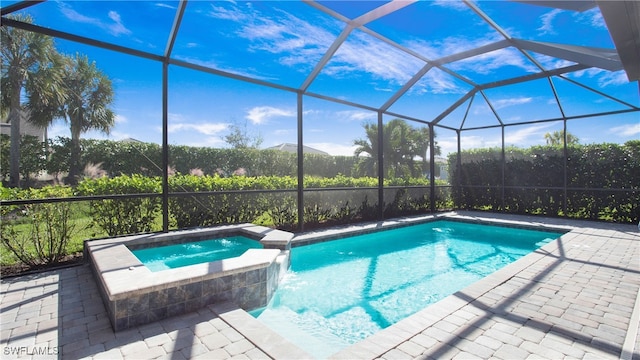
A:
86,224,292,331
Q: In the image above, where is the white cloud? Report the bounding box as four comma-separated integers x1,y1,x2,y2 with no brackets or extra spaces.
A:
374,85,394,92
571,69,629,88
114,114,127,124
107,11,129,36
491,97,533,110
574,7,606,29
472,97,534,115
437,135,459,157
538,9,563,35
207,2,336,73
172,56,219,70
273,129,293,136
432,0,472,11
48,118,131,141
173,55,275,81
306,142,358,156
335,110,377,122
472,102,491,115
246,106,295,125
208,2,251,22
407,33,537,86
406,30,503,61
167,122,228,136
59,4,98,25
413,68,467,95
59,4,131,37
597,71,629,87
155,3,177,10
460,135,500,149
608,123,640,137
206,2,427,87
302,109,322,117
532,53,576,70
454,124,556,150
326,31,426,87
186,137,227,148
450,47,538,75
504,124,554,145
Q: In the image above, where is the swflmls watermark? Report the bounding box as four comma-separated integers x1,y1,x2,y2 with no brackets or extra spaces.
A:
3,346,59,357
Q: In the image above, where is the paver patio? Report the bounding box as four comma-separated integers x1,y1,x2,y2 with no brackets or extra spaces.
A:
1,212,639,359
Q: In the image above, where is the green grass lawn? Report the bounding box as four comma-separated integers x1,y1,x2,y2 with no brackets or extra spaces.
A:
0,203,276,267
1,203,108,266
0,217,106,266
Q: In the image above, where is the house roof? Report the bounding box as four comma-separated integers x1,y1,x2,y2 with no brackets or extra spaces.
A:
266,143,329,156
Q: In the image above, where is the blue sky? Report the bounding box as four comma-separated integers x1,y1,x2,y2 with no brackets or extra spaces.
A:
10,0,640,156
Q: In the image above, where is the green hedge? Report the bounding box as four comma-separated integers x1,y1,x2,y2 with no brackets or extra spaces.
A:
76,174,162,236
78,139,359,178
2,174,445,240
449,141,640,223
167,175,294,229
167,175,443,231
2,137,362,181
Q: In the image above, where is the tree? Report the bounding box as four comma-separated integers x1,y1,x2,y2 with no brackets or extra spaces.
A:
1,15,60,187
224,119,263,149
29,53,115,185
17,135,47,187
544,130,579,146
413,126,441,177
353,119,439,178
353,122,381,177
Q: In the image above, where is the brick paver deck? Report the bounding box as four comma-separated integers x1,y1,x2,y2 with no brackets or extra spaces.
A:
1,212,639,359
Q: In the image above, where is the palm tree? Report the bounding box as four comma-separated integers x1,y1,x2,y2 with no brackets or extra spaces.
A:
544,130,579,146
1,15,59,187
28,53,115,184
353,119,439,178
413,126,441,177
353,122,383,177
55,54,115,185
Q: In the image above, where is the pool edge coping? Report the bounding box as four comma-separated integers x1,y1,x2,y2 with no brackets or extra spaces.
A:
85,223,293,301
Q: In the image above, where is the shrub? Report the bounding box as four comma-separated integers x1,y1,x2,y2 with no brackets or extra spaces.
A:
167,174,297,228
0,134,47,187
76,174,162,236
0,185,76,266
449,142,640,223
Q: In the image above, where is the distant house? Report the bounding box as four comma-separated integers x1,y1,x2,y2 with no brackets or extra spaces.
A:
119,137,144,144
266,143,329,156
435,156,449,181
0,110,46,142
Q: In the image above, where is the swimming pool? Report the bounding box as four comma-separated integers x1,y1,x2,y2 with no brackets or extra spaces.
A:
130,236,263,272
252,219,563,358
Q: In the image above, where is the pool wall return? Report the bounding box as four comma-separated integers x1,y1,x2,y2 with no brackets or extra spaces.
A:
85,224,293,331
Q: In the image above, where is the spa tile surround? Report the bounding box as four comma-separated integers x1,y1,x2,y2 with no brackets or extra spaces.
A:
85,224,293,331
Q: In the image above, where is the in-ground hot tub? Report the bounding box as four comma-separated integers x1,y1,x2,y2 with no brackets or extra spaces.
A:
85,223,293,331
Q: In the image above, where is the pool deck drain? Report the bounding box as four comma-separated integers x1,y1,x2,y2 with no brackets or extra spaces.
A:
1,211,639,359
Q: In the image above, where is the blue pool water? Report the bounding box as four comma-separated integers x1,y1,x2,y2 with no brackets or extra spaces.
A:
130,236,262,272
252,220,562,358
